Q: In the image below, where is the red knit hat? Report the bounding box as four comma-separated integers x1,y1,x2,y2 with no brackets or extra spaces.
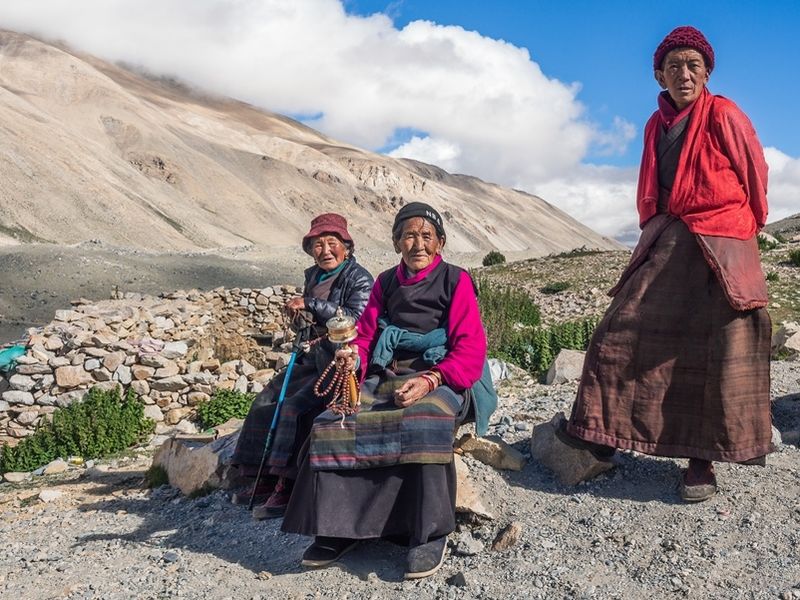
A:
301,213,354,255
653,26,715,72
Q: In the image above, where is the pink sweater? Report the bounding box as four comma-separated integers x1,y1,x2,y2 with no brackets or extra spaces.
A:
353,255,487,392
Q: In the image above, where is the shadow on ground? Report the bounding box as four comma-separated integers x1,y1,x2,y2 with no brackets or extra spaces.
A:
66,471,409,581
503,448,686,505
772,392,800,441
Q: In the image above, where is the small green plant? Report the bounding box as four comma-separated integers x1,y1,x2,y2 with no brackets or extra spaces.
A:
766,271,780,282
196,389,255,429
477,279,542,362
482,250,507,267
145,464,169,488
541,281,571,295
789,249,800,267
487,317,598,377
549,246,602,259
0,386,154,474
757,235,778,251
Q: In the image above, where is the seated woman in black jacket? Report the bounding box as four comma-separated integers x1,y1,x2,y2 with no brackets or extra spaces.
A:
230,213,373,519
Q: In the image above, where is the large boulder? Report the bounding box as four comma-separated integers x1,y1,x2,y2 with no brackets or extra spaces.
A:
530,412,615,486
772,322,800,357
544,349,586,385
152,431,240,496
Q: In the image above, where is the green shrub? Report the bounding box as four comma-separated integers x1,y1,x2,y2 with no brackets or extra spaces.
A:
196,389,255,429
541,281,571,294
145,464,169,488
550,246,602,259
477,279,541,359
482,250,507,267
790,249,800,267
766,271,780,282
0,386,154,474
476,278,597,376
486,316,598,377
757,235,778,251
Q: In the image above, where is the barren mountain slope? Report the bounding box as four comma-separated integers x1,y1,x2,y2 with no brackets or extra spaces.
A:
0,30,621,254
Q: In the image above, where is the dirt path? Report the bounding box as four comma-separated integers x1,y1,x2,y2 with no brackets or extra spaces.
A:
2,361,799,600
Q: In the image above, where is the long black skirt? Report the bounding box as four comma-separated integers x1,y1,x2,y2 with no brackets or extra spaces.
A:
282,443,457,546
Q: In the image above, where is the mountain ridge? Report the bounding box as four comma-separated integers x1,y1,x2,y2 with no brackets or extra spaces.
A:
0,30,622,255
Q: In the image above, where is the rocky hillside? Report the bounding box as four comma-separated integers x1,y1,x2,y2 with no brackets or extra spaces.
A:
766,213,800,239
0,30,620,256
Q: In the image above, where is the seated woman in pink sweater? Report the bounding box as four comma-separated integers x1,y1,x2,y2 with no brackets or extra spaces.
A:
281,202,494,580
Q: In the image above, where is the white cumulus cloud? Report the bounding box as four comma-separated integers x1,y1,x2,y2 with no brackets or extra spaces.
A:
764,147,800,225
0,0,791,240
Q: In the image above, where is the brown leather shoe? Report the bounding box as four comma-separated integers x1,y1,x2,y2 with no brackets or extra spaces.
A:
252,477,294,520
230,479,277,507
680,459,717,502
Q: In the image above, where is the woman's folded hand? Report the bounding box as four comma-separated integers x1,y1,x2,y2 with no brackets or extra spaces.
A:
394,377,430,407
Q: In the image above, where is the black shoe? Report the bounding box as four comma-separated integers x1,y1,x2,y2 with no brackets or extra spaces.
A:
737,455,766,466
301,536,359,568
404,536,447,579
555,420,615,461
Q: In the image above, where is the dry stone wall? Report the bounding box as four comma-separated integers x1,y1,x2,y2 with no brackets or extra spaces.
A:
0,286,301,446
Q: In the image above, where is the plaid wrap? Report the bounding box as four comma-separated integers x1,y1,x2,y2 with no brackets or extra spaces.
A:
309,369,463,470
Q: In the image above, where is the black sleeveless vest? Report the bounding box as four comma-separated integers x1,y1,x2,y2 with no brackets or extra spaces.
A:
378,260,464,334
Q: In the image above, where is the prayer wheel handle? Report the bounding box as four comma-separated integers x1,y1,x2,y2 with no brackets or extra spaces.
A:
314,307,360,412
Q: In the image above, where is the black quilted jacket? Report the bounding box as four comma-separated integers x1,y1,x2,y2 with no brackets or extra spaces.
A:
302,257,374,324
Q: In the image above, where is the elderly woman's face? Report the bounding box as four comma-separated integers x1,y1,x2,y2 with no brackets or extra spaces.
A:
394,217,444,273
310,234,348,271
655,48,709,110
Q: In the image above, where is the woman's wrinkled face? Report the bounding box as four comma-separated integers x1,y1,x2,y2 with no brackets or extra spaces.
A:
394,217,444,273
311,234,348,271
655,48,709,110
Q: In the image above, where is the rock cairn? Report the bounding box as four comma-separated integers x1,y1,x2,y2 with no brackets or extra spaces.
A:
0,286,301,446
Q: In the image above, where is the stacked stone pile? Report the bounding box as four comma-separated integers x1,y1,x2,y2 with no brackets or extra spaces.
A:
0,286,302,446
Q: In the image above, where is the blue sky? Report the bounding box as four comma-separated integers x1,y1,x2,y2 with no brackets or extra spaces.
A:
0,0,796,240
348,0,799,166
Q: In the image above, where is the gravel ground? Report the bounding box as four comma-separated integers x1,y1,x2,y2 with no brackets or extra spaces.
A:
2,360,799,600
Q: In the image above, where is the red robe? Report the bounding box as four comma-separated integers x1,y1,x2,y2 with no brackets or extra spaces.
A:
637,88,768,239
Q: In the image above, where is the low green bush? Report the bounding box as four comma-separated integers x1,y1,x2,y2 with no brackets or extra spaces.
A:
482,250,507,267
477,279,542,359
757,235,778,251
790,249,800,267
491,317,599,376
766,271,780,282
541,281,571,294
145,464,169,488
196,389,255,429
550,246,602,258
0,386,154,474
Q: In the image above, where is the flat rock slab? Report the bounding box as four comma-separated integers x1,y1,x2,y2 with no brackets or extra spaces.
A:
454,454,494,520
530,412,615,486
3,471,30,483
456,433,527,471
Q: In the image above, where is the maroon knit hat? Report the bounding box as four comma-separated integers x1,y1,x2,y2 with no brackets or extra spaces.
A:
301,213,354,255
653,26,715,72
